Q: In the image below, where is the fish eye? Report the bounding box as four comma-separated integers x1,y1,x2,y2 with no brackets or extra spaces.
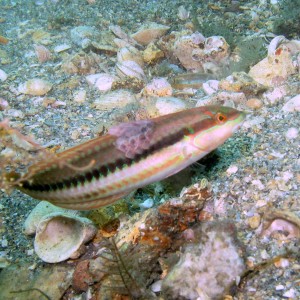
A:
215,113,227,124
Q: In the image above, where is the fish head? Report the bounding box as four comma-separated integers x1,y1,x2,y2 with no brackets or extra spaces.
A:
192,105,246,152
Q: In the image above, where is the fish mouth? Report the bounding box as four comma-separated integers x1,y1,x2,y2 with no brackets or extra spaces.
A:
232,111,247,133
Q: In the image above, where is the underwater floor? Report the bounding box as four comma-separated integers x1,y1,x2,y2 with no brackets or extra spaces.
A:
0,0,300,299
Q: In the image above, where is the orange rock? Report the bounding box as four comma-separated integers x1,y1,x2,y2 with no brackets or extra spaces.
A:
72,260,93,293
0,35,8,44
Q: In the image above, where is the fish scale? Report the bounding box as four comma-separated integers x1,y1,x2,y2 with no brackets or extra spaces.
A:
12,105,246,210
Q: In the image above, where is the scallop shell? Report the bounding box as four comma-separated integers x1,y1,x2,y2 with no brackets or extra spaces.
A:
24,201,72,235
116,60,146,81
18,78,52,96
86,73,117,92
178,6,190,20
131,22,170,46
34,212,97,263
34,44,52,63
117,45,144,67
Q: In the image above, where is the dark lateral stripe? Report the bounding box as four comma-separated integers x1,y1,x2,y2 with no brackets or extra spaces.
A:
21,118,213,193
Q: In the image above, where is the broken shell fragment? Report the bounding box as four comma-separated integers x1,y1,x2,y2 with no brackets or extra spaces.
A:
0,69,8,82
131,22,170,46
86,73,117,92
178,6,190,21
143,42,164,64
143,78,172,97
260,209,300,240
18,78,52,96
267,35,288,57
34,44,52,63
282,94,300,112
155,97,186,115
94,90,137,111
117,45,144,67
34,212,97,263
116,60,146,80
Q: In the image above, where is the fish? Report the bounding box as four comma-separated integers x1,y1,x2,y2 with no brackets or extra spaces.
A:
170,73,214,90
10,105,246,210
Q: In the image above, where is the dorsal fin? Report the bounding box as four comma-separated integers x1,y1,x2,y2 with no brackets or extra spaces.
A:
108,120,154,158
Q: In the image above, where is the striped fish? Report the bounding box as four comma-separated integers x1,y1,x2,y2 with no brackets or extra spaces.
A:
12,105,246,210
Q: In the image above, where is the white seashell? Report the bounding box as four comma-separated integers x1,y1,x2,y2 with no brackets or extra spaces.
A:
282,94,300,112
204,36,230,61
178,6,190,20
202,80,219,95
86,73,117,92
173,32,206,71
73,89,87,103
267,35,288,57
131,22,170,46
18,78,52,96
116,60,146,80
113,38,130,48
0,98,9,110
54,44,71,53
155,97,186,115
151,280,163,293
34,44,51,63
94,90,136,111
24,201,78,235
139,198,154,210
143,78,172,97
117,46,144,67
0,69,8,81
34,212,97,263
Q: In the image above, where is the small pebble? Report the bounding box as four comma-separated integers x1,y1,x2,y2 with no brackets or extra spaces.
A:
275,284,285,291
247,215,261,229
246,98,263,109
255,200,267,207
282,94,300,112
261,249,270,259
285,127,298,140
54,44,71,53
151,280,162,293
27,249,34,256
282,171,293,182
0,98,9,110
251,179,265,190
28,263,37,270
274,258,290,268
283,288,296,298
74,89,87,103
1,239,8,247
139,198,154,210
71,130,80,140
182,228,195,241
0,69,8,81
226,165,238,175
